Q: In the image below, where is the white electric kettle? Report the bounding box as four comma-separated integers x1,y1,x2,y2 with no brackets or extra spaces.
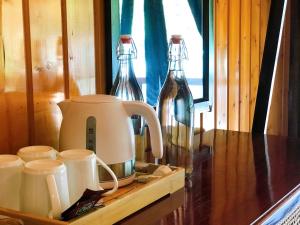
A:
58,95,163,188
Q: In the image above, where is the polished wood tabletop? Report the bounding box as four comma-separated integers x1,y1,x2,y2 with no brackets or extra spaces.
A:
117,129,300,225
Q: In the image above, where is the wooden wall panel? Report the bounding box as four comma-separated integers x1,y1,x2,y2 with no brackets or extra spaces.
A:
0,0,3,91
1,0,98,152
215,0,228,129
249,0,261,130
266,0,290,136
61,0,70,99
239,0,251,132
267,46,283,134
214,0,267,131
67,0,95,97
93,0,106,94
281,1,290,136
1,0,28,154
260,0,271,66
1,0,97,153
29,0,65,149
213,0,289,135
0,0,6,152
0,94,9,152
228,0,240,131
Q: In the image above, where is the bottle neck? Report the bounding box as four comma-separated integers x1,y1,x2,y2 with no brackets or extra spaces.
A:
117,41,136,79
118,56,134,79
169,59,184,71
168,58,185,79
168,41,187,78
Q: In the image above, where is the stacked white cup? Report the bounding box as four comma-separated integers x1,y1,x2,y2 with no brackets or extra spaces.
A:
0,155,23,210
0,146,118,219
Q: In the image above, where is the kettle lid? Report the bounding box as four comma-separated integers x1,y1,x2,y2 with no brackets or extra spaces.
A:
71,95,119,103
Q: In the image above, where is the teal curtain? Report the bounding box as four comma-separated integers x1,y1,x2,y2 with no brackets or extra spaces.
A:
144,0,168,106
188,0,203,35
119,0,203,106
120,0,134,34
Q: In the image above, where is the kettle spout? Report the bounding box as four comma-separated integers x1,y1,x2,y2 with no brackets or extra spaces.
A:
57,100,71,114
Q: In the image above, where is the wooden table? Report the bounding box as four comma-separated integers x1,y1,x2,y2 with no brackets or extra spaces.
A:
117,130,300,225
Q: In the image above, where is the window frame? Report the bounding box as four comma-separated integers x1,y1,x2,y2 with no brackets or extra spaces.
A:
104,0,214,112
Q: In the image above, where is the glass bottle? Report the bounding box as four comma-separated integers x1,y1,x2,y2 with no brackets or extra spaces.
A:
110,35,145,161
157,35,194,176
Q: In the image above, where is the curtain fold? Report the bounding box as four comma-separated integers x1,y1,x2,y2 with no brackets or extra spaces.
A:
144,0,168,106
120,0,134,34
187,0,203,35
121,0,200,105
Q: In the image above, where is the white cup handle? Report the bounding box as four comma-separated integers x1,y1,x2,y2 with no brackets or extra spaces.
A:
46,175,62,219
95,156,118,196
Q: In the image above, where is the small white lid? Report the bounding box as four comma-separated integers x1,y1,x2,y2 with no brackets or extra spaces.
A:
0,155,23,168
24,159,65,175
71,94,119,104
18,146,55,157
59,149,94,161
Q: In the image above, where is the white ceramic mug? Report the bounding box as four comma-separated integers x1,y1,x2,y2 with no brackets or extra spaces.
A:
17,145,57,162
21,159,70,219
59,149,119,205
0,155,23,210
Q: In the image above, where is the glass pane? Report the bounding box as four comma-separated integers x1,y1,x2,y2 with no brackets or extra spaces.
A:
163,0,203,99
118,0,204,102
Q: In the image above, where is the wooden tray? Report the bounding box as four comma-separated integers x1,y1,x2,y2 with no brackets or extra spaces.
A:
0,164,185,225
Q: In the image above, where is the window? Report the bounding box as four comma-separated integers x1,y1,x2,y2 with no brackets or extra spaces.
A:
105,0,214,111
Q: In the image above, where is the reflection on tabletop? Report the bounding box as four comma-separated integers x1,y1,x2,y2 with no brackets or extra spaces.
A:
119,130,300,225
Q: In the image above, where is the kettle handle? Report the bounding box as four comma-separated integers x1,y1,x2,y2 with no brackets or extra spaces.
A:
123,101,163,159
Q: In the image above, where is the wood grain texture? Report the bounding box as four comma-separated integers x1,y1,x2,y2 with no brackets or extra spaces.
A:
281,0,290,136
266,40,284,135
211,0,289,135
0,0,29,154
239,0,251,132
215,0,228,130
67,0,95,97
287,0,300,137
61,0,70,99
211,130,227,224
120,130,300,225
0,94,10,153
228,0,240,131
93,0,106,94
266,0,290,136
250,0,261,130
0,0,3,92
260,0,271,67
106,130,300,225
0,2,6,153
29,0,64,149
0,0,97,153
22,0,35,145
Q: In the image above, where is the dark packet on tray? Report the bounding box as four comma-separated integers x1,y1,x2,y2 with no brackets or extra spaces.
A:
61,189,107,221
